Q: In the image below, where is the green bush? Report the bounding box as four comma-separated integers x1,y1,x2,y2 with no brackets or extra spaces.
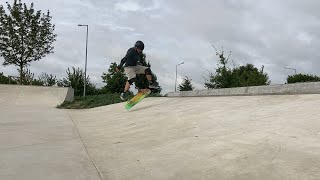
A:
205,46,270,89
0,72,9,84
287,73,320,84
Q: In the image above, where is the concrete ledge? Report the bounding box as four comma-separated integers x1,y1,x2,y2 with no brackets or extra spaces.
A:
167,82,320,97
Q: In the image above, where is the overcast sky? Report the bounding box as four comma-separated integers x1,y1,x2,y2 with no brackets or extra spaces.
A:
1,0,319,95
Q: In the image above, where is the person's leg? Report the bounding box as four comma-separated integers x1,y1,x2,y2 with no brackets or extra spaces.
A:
121,67,136,100
124,67,137,90
146,74,152,81
136,65,159,89
136,65,152,82
124,81,131,92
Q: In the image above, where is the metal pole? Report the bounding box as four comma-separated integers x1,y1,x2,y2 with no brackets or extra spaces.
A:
175,65,177,92
84,25,88,97
284,67,297,75
78,24,89,97
175,62,184,92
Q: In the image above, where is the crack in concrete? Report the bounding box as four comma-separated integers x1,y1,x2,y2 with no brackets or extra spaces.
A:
67,111,104,180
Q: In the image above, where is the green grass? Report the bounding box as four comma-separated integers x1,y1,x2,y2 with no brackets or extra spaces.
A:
57,92,164,109
57,93,123,109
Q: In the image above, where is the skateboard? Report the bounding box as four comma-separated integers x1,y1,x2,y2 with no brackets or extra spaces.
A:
125,89,151,110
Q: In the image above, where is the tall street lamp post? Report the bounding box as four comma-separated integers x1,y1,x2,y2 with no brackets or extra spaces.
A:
78,24,89,97
284,67,297,75
175,62,184,92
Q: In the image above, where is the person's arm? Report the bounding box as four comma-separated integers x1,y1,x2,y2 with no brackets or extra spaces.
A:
117,49,131,71
117,49,133,70
117,57,127,69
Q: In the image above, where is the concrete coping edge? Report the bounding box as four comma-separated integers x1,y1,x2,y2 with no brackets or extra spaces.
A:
167,82,320,97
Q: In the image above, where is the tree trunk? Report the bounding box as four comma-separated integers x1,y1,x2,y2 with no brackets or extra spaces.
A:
19,64,23,85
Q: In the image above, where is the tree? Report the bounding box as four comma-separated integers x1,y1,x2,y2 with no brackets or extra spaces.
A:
205,45,270,89
17,68,34,85
101,62,127,94
38,72,57,86
178,76,194,91
135,53,162,94
287,73,320,84
0,0,57,84
204,46,233,89
231,64,270,87
58,67,97,96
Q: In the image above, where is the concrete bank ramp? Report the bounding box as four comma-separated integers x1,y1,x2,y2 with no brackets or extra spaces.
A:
0,85,102,180
68,84,320,179
0,84,74,107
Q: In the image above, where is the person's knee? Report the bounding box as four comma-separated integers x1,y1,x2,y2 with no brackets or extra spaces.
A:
128,77,136,85
145,68,152,75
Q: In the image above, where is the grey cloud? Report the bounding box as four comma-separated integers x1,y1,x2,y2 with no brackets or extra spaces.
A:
1,0,319,94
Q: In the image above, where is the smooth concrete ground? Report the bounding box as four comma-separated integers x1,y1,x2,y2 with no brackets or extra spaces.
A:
69,94,320,180
1,85,320,179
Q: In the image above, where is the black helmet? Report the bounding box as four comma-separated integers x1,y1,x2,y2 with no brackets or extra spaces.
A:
135,40,144,51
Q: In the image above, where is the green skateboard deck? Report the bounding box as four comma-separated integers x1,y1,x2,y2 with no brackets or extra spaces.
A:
125,89,151,110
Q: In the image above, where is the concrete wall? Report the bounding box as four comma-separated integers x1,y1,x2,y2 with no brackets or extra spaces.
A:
167,82,320,97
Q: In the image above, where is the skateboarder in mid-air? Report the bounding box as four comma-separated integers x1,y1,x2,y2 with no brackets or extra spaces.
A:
116,40,159,100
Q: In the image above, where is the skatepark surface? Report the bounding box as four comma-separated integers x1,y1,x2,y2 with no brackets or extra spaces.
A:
1,84,320,180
